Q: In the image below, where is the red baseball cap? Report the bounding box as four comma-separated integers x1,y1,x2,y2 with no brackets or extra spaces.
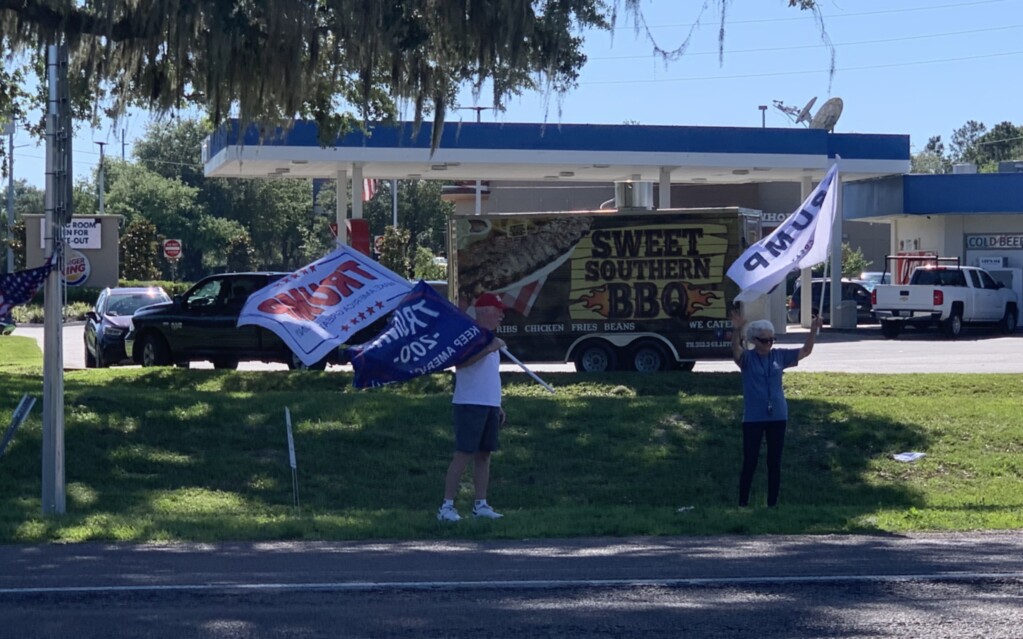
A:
474,292,505,311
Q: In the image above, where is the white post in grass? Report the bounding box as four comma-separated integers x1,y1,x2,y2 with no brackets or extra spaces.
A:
1,394,36,459
285,407,300,509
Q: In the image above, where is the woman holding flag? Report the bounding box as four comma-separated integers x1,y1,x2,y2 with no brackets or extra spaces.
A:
730,309,822,508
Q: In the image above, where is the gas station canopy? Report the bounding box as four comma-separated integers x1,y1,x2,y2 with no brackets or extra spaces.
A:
203,120,910,184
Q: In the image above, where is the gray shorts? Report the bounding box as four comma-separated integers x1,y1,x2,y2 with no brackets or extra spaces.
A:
453,404,501,453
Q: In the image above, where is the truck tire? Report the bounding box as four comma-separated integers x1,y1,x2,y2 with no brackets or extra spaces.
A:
628,340,670,373
212,358,239,370
140,333,172,367
1000,306,1018,334
942,306,963,339
289,351,328,371
573,340,616,373
880,320,902,339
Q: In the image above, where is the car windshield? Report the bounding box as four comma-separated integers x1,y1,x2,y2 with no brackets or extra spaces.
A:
862,272,891,288
106,293,170,316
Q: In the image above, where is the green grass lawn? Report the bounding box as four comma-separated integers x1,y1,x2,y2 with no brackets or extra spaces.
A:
2,333,1023,543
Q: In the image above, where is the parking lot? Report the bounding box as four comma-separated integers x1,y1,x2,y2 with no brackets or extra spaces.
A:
16,322,1023,374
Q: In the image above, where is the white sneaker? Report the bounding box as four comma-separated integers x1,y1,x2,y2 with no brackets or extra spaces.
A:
437,504,461,522
472,504,504,519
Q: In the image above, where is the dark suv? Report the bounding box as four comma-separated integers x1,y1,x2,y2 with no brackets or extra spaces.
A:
787,280,874,324
124,272,340,370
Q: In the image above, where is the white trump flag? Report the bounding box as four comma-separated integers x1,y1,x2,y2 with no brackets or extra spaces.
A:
727,163,840,302
238,246,413,366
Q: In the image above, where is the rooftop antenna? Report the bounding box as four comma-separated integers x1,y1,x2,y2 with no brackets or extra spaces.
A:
772,96,816,126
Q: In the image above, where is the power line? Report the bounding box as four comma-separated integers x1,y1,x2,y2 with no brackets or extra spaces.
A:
613,0,1010,31
976,134,1023,146
581,50,1023,86
590,24,1022,61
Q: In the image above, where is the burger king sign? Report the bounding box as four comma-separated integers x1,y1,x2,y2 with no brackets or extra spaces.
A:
63,249,92,287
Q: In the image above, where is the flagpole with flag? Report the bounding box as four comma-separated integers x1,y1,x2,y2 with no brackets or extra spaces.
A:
726,162,841,310
363,179,378,202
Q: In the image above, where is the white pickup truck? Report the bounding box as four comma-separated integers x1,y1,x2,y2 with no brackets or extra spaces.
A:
872,263,1018,339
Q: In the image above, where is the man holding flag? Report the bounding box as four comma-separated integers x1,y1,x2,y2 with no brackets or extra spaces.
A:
340,282,517,521
437,293,508,522
242,248,551,521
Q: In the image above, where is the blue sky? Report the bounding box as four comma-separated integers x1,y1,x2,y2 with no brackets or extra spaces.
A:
8,0,1022,188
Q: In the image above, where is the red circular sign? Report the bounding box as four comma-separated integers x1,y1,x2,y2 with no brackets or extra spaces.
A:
163,239,182,259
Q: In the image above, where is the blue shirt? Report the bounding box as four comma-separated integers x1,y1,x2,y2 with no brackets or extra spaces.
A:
739,348,800,422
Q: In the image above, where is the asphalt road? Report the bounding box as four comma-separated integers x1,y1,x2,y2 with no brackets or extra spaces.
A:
15,322,1023,374
2,533,1023,638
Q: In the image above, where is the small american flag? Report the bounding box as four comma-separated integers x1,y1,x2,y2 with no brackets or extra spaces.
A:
500,275,548,317
0,257,56,319
362,179,379,202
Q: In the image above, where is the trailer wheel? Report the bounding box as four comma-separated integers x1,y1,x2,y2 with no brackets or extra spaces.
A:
628,340,670,373
573,340,617,373
880,320,902,339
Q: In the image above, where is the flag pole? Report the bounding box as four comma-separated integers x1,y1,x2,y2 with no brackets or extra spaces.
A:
499,347,555,394
817,250,829,331
828,157,843,327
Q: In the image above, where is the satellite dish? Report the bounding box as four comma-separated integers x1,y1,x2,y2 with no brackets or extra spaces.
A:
795,96,817,125
810,97,843,132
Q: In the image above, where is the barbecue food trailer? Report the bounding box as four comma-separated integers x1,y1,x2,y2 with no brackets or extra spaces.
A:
448,206,761,372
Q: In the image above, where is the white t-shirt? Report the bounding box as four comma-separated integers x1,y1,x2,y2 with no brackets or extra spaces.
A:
452,350,502,407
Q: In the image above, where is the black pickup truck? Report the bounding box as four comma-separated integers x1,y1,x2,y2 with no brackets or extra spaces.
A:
124,272,343,370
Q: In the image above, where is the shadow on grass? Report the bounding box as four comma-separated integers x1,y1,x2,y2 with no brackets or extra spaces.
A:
0,368,934,542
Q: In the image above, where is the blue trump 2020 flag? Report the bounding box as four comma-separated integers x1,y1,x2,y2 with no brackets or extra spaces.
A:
347,281,494,389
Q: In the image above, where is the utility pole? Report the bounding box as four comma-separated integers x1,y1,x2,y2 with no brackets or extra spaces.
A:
42,40,72,516
391,179,398,227
95,141,106,215
759,105,767,128
120,128,126,161
3,118,13,274
455,106,494,215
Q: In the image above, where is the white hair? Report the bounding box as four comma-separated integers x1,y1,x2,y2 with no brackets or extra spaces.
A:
745,319,775,345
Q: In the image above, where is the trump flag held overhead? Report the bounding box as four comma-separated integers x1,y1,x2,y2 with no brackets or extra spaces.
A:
726,163,840,302
238,246,413,366
346,281,495,389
